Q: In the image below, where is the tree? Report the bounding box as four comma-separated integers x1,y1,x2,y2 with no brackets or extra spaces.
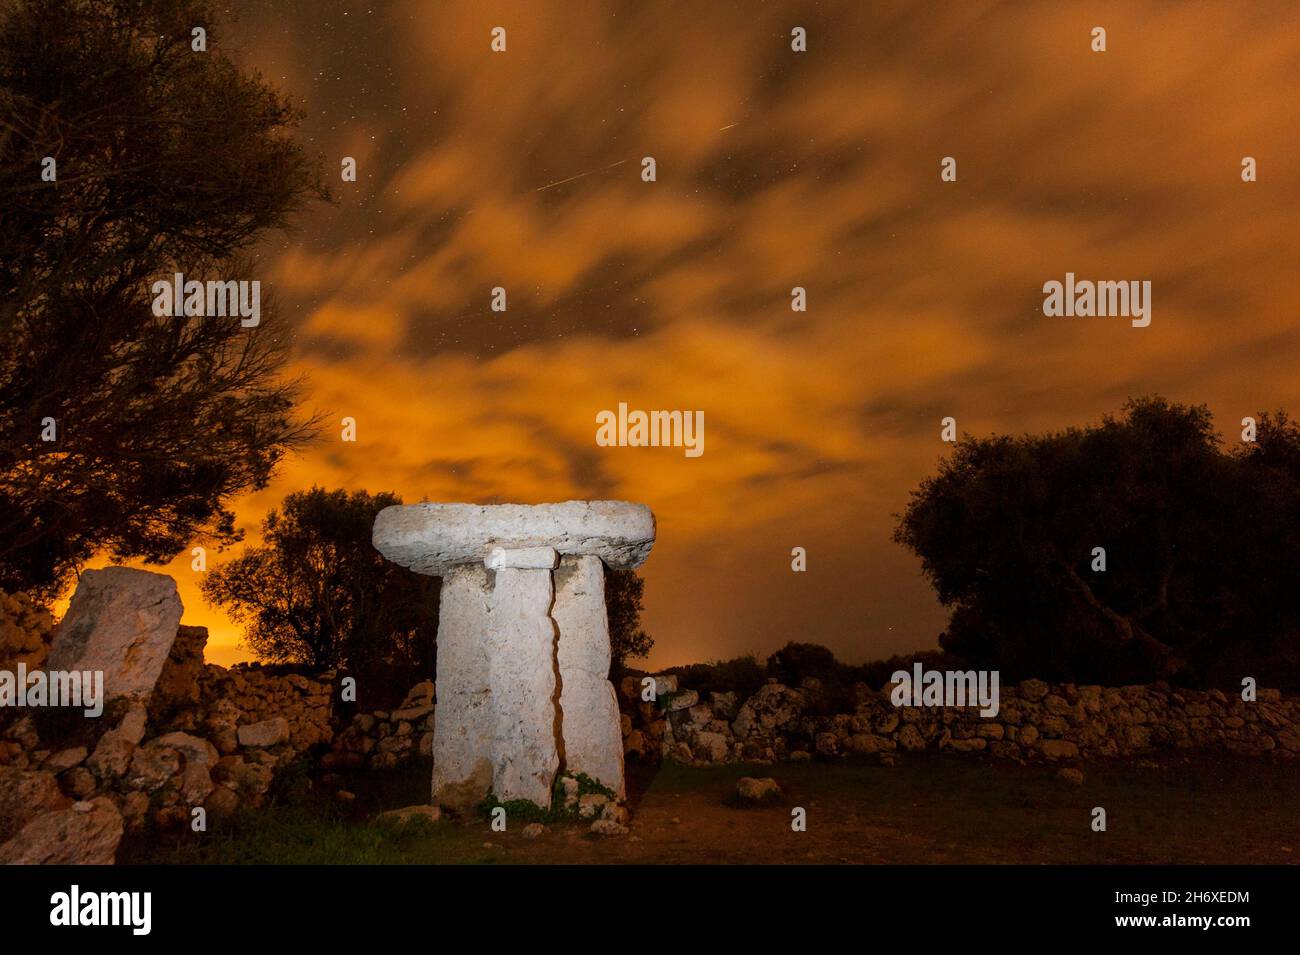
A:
200,488,439,699
894,397,1300,688
0,0,326,598
606,569,653,672
766,642,840,687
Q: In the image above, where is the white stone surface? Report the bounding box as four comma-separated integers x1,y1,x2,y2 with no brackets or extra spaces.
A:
373,501,655,574
486,566,559,807
46,567,182,701
553,556,625,797
431,565,494,808
485,546,558,570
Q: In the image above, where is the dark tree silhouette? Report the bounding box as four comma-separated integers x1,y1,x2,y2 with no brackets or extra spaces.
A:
894,397,1300,688
606,568,653,671
0,0,326,597
200,488,439,698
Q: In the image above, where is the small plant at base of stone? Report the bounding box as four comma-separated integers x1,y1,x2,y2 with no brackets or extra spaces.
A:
475,772,628,834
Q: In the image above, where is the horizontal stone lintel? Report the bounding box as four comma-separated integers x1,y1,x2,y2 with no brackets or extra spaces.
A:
373,500,655,575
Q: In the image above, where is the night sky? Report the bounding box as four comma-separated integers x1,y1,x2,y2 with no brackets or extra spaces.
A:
101,0,1300,669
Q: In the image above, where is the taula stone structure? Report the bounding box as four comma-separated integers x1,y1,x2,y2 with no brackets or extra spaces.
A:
372,501,655,810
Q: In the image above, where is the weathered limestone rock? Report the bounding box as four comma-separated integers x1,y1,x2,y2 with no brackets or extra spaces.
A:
486,546,558,570
151,732,220,805
374,501,655,811
431,565,494,809
47,567,183,702
0,767,68,842
150,624,208,718
373,500,655,574
0,590,54,671
85,702,148,781
126,742,180,793
377,804,442,826
736,777,781,801
554,556,625,797
237,716,290,748
0,796,123,864
43,746,88,774
487,558,559,806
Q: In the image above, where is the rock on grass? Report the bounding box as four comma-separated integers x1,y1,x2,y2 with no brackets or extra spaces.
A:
736,777,781,802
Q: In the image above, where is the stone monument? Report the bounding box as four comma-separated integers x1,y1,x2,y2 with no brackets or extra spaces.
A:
372,501,655,809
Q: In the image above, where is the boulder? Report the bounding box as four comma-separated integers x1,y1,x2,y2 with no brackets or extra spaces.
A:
85,703,148,781
667,689,699,711
400,680,435,709
736,777,781,801
1019,679,1050,702
709,691,739,721
62,767,97,799
1039,739,1080,759
693,731,730,763
0,796,123,864
377,805,442,826
898,724,926,751
43,747,88,774
150,624,208,716
391,704,434,723
151,732,219,805
237,717,290,748
126,743,180,793
46,567,183,702
0,767,68,841
118,791,151,832
733,684,804,739
204,786,239,822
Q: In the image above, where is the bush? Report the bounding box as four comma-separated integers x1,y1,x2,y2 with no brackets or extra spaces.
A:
765,642,843,687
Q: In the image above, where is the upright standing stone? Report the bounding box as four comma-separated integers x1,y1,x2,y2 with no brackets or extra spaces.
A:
553,555,625,797
430,565,493,810
47,567,183,702
487,550,560,807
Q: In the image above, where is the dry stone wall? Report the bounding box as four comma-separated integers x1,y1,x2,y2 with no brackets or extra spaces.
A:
323,680,435,774
0,575,339,864
621,675,1300,767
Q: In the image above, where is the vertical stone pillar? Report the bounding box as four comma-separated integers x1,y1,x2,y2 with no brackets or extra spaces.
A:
553,555,626,798
485,547,560,807
431,565,493,809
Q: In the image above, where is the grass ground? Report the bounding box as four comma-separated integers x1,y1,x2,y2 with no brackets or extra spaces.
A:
123,752,1300,865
